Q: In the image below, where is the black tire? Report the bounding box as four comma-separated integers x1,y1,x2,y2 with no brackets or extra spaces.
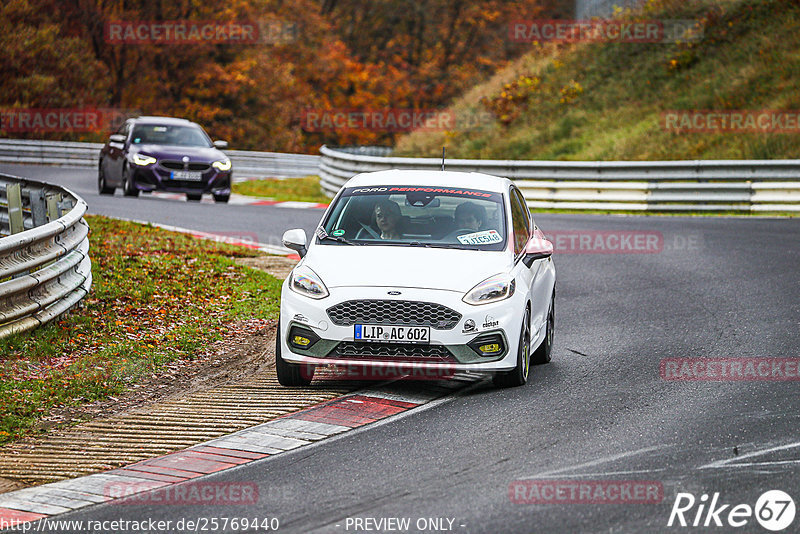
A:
493,307,531,388
275,323,314,387
98,161,115,195
213,194,230,204
122,165,139,197
186,193,203,202
531,291,555,365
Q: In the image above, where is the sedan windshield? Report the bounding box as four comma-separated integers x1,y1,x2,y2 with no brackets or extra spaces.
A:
320,185,507,251
130,124,212,147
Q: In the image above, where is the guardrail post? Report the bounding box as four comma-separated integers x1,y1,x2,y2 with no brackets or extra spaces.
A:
46,193,61,221
6,183,24,234
29,189,47,227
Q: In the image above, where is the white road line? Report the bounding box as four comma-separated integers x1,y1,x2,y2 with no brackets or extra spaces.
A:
699,441,800,469
524,445,667,478
530,468,667,479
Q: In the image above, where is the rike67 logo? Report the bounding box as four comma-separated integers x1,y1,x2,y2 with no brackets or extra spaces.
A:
668,490,795,531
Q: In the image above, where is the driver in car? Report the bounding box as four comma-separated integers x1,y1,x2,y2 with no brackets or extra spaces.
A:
374,199,404,239
454,201,487,232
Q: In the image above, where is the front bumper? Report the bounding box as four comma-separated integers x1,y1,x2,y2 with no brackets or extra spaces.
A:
130,163,231,195
279,282,525,373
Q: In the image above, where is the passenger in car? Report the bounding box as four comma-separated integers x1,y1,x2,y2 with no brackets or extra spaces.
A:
454,201,487,231
373,199,404,239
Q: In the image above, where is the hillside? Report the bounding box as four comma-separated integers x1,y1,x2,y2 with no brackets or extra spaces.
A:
395,0,800,161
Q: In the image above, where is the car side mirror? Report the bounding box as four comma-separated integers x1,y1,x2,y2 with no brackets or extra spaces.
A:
282,229,308,258
109,134,126,144
522,237,553,268
213,140,229,149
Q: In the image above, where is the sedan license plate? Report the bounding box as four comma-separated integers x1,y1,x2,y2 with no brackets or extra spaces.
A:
171,170,203,181
354,324,430,344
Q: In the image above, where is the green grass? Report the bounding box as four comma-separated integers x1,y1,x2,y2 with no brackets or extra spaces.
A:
233,176,330,204
0,216,283,444
396,0,800,161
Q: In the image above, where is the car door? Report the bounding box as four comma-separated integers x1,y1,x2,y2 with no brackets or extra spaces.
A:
509,186,552,337
105,121,131,186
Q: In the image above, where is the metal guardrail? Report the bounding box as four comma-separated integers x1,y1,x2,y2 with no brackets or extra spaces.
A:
0,139,320,180
319,146,800,212
0,174,91,338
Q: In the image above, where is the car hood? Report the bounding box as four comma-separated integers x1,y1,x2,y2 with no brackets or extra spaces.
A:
302,244,513,293
132,144,226,163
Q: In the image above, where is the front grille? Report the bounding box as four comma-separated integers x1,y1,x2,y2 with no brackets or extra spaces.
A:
326,300,461,330
328,341,455,362
161,161,211,171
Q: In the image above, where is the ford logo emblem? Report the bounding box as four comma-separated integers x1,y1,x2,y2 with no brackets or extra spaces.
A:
387,291,401,295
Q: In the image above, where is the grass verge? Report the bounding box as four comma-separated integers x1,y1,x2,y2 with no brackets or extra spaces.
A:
0,215,283,444
233,175,330,204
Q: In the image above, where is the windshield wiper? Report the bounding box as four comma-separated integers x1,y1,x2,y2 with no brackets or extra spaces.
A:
316,228,357,246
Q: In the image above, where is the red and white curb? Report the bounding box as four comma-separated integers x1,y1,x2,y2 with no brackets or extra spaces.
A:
149,192,329,210
0,374,485,528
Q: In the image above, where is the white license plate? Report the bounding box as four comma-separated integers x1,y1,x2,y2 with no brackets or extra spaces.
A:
171,170,203,181
354,324,430,344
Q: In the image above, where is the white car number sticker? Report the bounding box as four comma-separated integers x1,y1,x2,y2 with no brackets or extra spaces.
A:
457,230,502,245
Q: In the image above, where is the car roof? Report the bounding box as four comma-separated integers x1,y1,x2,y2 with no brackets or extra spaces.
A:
345,169,512,193
132,116,200,127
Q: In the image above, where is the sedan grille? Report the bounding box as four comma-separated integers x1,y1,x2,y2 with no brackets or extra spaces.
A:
161,161,211,171
328,341,455,362
326,300,461,330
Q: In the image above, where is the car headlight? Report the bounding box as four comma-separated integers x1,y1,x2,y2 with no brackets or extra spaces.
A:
289,265,329,299
462,273,515,305
212,159,231,171
132,153,156,166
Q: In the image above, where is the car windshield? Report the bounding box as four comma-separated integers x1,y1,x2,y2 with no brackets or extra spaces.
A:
130,124,212,147
319,185,507,251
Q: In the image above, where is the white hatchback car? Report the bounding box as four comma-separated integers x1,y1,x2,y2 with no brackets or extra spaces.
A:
278,170,556,388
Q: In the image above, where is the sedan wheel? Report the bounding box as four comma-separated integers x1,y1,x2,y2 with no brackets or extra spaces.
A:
493,308,531,388
122,166,139,197
98,162,115,195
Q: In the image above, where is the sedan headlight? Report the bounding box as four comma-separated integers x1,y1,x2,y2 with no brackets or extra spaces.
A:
289,265,329,299
132,153,156,166
462,273,515,305
212,159,231,171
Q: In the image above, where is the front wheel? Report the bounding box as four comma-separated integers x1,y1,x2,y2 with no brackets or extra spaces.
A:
493,308,531,388
122,166,139,197
275,323,314,387
213,194,230,204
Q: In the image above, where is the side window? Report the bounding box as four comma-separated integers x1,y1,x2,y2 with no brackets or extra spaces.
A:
509,187,530,256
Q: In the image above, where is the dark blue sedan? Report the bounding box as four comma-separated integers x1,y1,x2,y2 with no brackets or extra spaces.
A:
98,116,232,203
